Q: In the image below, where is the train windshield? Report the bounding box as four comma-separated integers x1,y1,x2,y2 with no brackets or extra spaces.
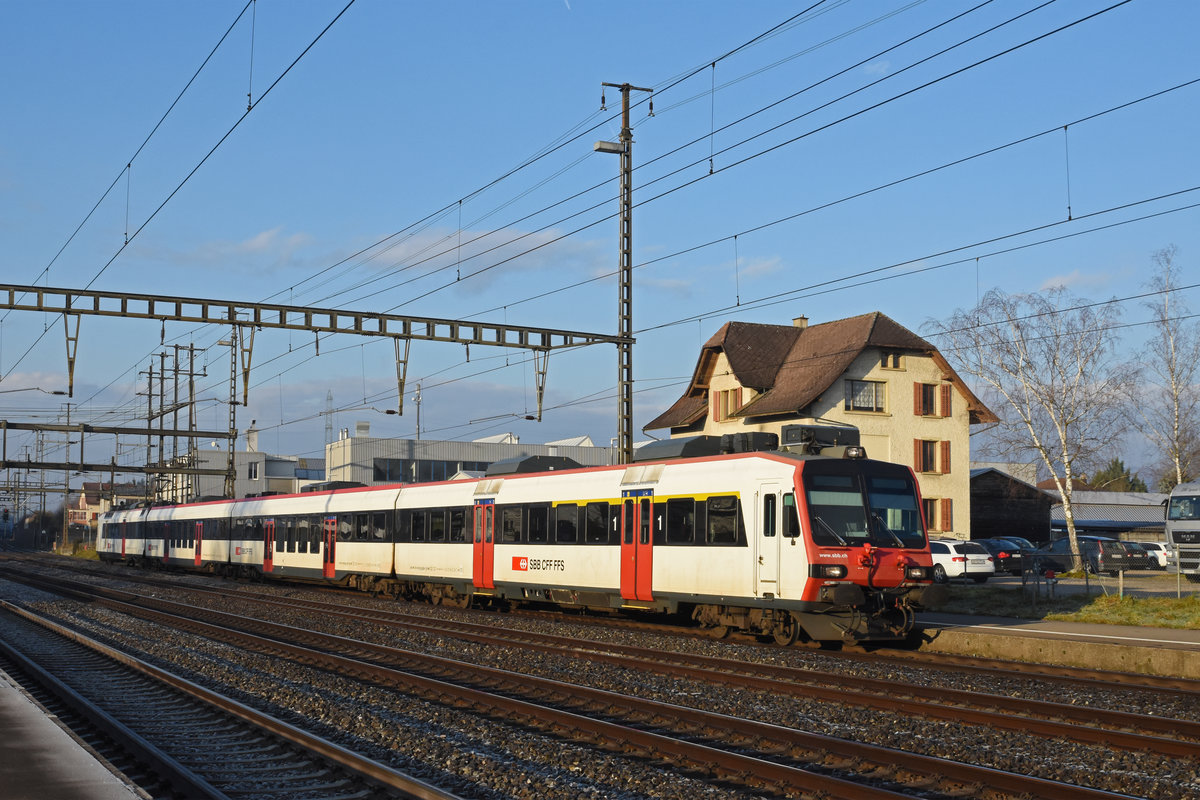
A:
865,475,925,548
805,470,925,548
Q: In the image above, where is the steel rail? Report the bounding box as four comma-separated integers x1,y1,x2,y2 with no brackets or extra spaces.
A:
0,598,462,800
16,572,1149,800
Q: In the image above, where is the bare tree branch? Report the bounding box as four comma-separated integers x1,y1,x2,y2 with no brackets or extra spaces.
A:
927,287,1134,566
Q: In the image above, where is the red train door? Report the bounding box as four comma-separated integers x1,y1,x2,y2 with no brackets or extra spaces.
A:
472,501,495,589
194,521,203,567
620,493,653,602
162,522,170,565
263,520,274,573
323,517,337,579
120,522,126,558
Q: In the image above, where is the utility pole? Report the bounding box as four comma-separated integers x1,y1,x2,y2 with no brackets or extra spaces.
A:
596,81,651,465
220,326,239,500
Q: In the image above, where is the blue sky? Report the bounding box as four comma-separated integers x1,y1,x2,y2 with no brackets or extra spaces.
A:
2,0,1197,476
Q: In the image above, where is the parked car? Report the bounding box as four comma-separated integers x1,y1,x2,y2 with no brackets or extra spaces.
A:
1133,541,1170,570
978,538,1024,575
993,535,1036,552
929,539,996,583
1031,536,1138,576
1122,541,1153,571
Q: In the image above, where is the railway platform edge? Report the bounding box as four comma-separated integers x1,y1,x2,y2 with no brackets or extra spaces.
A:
915,612,1200,679
0,671,145,800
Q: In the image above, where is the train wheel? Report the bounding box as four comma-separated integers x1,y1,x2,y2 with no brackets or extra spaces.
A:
772,613,799,646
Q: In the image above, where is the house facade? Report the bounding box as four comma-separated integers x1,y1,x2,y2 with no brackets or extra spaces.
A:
645,313,996,538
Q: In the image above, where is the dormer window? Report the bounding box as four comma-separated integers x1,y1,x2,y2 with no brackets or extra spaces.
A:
880,351,904,370
712,388,743,422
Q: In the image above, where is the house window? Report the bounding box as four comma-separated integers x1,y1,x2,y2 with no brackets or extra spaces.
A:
712,388,743,422
248,462,260,480
923,498,938,531
915,382,954,417
914,440,951,473
881,351,904,370
845,380,886,413
915,383,937,416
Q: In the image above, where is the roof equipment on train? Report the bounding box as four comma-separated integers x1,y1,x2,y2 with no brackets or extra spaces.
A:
779,424,861,455
632,432,779,462
484,455,584,476
300,481,366,493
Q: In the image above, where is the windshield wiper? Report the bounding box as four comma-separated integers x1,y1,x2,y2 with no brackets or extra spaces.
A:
814,516,849,546
871,512,906,547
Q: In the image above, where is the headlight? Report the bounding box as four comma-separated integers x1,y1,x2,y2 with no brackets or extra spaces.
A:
905,566,929,581
810,564,848,579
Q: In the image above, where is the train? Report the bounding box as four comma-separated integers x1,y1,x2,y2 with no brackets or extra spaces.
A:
97,432,945,645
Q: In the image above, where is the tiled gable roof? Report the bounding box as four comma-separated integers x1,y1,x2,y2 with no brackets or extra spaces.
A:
645,312,996,431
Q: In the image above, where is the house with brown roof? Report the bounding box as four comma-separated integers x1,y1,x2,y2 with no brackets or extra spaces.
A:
645,313,997,537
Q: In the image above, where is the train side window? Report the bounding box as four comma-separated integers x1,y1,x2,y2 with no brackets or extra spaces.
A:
411,510,426,543
707,495,744,544
500,506,522,543
429,509,447,542
623,501,634,545
372,512,389,541
585,502,609,544
285,517,297,553
782,493,801,538
556,504,579,543
763,494,777,538
394,510,410,543
337,516,353,542
449,507,470,543
352,513,369,541
311,516,323,551
296,517,309,553
640,498,651,545
527,505,549,543
666,498,694,544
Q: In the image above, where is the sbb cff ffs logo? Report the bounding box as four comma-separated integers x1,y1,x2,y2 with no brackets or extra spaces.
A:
513,556,529,571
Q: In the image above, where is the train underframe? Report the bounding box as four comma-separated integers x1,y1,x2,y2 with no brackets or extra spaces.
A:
105,552,939,646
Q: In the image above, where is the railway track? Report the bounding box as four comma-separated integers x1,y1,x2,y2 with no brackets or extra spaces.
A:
32,555,1200,693
6,565,1187,799
0,598,460,800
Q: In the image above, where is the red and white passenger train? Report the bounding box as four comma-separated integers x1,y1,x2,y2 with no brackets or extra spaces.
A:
97,432,944,645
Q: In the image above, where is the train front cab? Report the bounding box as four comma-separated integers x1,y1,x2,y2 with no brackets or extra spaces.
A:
789,454,942,643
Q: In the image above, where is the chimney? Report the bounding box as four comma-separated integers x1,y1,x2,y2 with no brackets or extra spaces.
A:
792,315,809,329
246,425,259,453
355,421,370,438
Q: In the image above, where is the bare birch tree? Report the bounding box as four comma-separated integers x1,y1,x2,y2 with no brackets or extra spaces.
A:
927,287,1135,567
1135,245,1200,489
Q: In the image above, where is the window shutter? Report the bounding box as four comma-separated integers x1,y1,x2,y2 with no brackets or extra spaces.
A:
940,440,951,474
913,439,923,472
712,392,720,422
940,384,953,417
940,498,953,532
913,383,922,416
734,387,742,413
